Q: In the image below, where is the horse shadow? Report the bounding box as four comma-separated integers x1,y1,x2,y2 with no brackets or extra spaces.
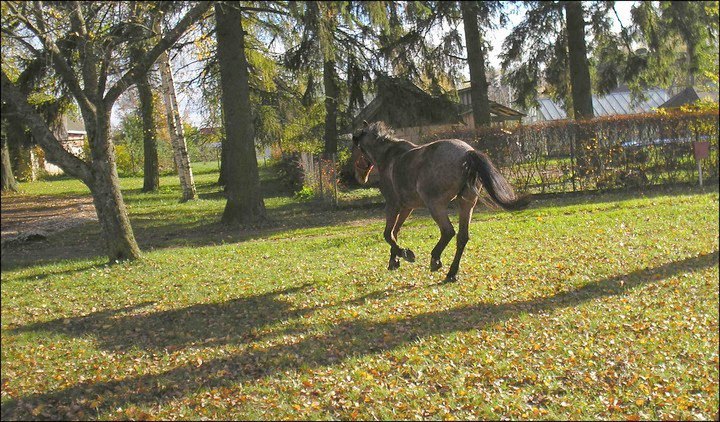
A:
3,251,718,419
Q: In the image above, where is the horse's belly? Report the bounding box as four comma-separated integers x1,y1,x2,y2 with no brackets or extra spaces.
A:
398,191,424,208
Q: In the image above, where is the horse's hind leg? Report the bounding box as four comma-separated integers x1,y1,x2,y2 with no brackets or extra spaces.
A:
427,204,455,272
444,196,477,283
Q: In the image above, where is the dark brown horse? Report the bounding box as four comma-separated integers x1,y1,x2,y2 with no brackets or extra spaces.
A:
352,121,529,283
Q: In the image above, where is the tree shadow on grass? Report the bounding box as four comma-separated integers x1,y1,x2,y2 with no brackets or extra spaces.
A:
3,251,717,420
0,191,391,271
3,262,108,283
9,282,417,352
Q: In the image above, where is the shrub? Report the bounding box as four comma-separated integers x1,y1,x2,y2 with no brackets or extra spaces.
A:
294,185,315,200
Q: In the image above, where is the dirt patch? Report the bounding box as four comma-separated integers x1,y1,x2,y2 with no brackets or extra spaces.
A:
1,194,97,245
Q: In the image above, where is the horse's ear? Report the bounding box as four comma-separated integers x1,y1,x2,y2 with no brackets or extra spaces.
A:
362,120,369,128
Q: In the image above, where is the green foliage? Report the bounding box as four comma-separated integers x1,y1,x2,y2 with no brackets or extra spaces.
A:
294,185,315,200
602,1,720,94
114,114,144,176
501,2,565,109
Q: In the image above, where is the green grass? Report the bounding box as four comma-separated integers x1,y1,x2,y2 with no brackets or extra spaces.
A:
1,164,718,420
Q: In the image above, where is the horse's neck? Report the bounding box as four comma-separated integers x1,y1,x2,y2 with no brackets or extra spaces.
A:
373,138,416,168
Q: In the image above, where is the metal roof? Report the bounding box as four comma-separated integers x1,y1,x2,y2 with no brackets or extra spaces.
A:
459,101,525,119
531,88,670,121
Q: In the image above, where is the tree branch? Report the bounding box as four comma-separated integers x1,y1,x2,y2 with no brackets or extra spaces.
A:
103,1,213,107
613,4,637,55
1,70,93,184
69,1,100,101
17,1,95,113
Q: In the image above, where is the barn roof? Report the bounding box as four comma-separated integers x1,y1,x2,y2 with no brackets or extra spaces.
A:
351,76,463,129
457,82,526,120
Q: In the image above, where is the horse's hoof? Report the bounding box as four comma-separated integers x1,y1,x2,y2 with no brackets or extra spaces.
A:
441,274,457,284
402,249,416,263
388,258,400,271
430,258,442,272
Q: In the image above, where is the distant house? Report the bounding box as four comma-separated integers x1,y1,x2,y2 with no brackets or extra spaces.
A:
35,115,87,176
351,76,524,143
457,82,526,127
524,87,670,123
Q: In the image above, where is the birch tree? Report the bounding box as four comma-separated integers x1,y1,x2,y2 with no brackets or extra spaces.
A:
158,44,197,202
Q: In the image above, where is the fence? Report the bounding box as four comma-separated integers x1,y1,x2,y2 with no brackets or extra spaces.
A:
426,109,719,194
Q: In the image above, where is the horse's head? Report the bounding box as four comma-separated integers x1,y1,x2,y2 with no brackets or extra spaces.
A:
351,146,373,184
352,120,387,184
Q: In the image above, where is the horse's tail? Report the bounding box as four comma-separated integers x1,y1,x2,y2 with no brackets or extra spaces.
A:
464,150,530,211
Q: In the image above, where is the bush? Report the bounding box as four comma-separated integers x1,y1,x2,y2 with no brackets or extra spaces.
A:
276,153,305,192
294,185,315,200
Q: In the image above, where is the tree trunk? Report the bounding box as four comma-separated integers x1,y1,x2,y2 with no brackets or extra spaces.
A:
565,1,594,120
461,1,492,128
88,146,142,261
1,134,19,192
686,43,696,88
323,60,339,155
565,1,595,177
138,70,160,192
6,122,36,182
218,139,228,188
158,42,197,202
215,3,266,225
84,109,143,261
1,71,141,261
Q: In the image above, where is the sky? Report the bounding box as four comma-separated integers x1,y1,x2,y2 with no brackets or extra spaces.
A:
158,1,638,129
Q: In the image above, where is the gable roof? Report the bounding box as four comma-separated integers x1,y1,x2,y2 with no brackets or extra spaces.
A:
458,82,526,120
64,115,86,134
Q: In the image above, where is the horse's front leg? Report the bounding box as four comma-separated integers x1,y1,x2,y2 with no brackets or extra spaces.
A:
384,208,402,270
383,206,415,270
394,207,415,262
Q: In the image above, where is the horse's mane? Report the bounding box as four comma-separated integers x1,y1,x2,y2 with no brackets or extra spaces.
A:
365,121,416,148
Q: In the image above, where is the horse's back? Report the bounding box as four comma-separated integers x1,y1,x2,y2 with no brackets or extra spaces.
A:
391,139,475,207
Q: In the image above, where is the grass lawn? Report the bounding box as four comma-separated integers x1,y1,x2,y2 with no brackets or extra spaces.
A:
1,163,718,420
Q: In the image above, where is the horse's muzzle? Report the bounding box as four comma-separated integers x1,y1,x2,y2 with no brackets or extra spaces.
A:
354,156,374,184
